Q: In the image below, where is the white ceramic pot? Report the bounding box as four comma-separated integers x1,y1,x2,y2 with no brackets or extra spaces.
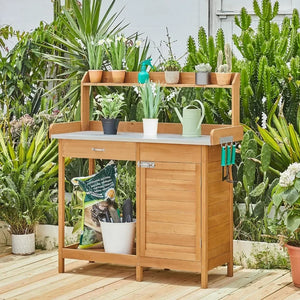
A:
164,71,180,84
142,118,158,137
11,233,35,255
100,221,136,254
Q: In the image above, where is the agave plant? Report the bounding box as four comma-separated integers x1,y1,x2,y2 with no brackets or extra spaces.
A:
0,125,59,234
43,0,129,119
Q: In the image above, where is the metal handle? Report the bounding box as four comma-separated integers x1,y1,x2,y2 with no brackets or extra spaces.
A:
92,148,105,152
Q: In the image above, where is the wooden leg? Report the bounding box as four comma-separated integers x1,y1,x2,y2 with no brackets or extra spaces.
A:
58,142,65,273
227,260,233,277
201,271,208,289
58,256,65,273
136,266,143,281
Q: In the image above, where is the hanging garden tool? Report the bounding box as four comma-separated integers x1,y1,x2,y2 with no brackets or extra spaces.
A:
220,137,236,183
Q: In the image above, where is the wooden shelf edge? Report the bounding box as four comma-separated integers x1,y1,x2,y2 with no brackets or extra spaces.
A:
81,71,238,88
210,125,243,145
62,247,137,265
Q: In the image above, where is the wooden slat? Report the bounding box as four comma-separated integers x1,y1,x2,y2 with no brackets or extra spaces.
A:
146,243,195,254
208,242,230,259
146,211,195,224
61,248,137,266
145,169,196,181
140,143,201,163
146,221,196,235
49,122,81,136
146,188,196,202
145,249,196,261
146,232,195,247
146,177,195,191
207,169,222,182
139,256,201,272
146,200,196,213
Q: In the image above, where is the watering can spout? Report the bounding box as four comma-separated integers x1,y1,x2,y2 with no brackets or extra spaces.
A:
174,107,183,124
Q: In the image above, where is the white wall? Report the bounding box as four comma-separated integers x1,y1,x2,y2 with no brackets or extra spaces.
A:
0,0,208,63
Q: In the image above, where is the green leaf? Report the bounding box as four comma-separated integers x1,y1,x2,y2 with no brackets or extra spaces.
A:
286,213,300,232
272,192,283,207
249,181,267,197
282,188,299,205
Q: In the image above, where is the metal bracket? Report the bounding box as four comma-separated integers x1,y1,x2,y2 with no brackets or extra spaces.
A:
219,136,233,145
137,161,155,169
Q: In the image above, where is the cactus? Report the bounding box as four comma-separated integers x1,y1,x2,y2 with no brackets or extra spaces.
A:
224,43,232,72
233,0,300,129
195,63,211,72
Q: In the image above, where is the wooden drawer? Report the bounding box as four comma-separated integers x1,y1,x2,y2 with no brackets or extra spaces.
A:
60,140,136,160
139,143,201,163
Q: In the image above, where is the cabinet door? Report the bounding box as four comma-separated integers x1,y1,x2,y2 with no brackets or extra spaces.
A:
139,161,201,261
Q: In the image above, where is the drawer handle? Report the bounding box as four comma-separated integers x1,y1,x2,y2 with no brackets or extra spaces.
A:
92,148,105,152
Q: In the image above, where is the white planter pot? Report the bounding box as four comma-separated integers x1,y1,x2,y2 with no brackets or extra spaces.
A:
100,221,136,254
164,71,180,84
143,118,158,137
12,233,35,255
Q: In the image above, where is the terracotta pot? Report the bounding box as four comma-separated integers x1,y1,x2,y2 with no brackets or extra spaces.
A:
89,70,103,83
286,243,300,287
215,72,232,85
111,70,126,83
164,71,180,84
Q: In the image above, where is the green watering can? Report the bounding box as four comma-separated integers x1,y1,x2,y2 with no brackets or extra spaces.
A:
174,100,205,137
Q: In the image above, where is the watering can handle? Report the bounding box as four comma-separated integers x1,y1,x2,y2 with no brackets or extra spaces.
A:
190,100,205,130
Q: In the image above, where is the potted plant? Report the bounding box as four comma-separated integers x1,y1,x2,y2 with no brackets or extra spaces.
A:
137,82,162,137
164,58,181,84
0,125,59,255
104,35,127,83
195,63,212,85
272,162,300,287
216,43,232,85
87,37,105,83
94,92,125,134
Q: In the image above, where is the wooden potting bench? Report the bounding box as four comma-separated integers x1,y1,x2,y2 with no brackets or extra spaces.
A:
49,71,243,288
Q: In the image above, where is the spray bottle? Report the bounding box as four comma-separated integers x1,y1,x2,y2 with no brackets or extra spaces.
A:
138,58,153,84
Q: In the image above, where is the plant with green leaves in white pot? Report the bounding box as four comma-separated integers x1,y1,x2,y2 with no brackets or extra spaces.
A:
195,63,212,85
137,82,162,137
0,125,59,255
164,58,181,84
216,43,232,85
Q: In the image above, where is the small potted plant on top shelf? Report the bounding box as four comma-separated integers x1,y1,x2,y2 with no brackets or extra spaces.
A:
136,82,163,137
104,35,127,83
195,63,212,85
271,162,300,287
94,92,125,134
87,37,105,83
164,58,181,84
216,43,232,85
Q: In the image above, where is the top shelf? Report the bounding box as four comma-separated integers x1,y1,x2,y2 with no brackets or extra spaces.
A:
81,71,239,89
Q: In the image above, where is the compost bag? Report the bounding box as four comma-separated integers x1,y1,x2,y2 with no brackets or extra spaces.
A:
72,163,117,249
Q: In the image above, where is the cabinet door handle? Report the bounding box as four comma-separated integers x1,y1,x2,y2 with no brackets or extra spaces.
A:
92,148,105,152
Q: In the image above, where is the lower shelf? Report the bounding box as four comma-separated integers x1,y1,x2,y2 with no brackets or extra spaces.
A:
62,244,137,266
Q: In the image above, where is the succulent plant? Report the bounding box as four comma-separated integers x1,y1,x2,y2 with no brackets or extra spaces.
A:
195,63,212,72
